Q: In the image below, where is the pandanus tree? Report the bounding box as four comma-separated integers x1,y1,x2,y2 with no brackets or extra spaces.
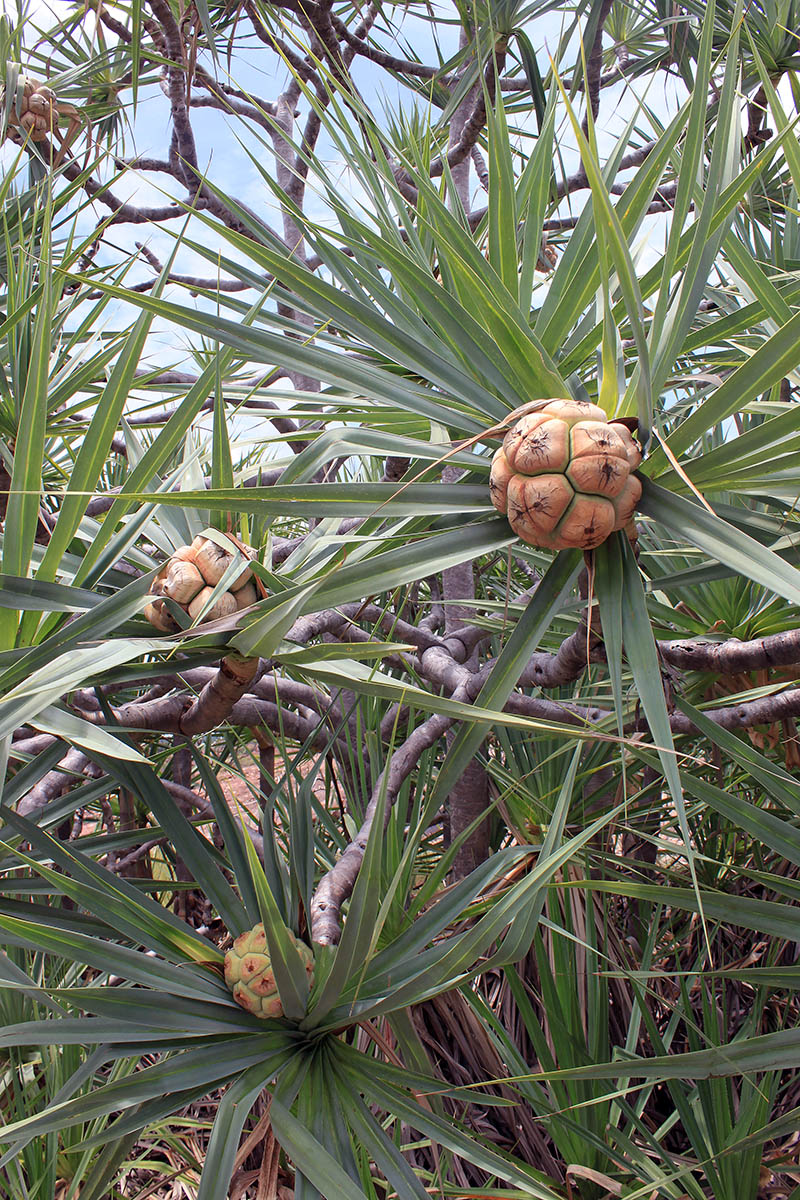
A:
3,0,800,1195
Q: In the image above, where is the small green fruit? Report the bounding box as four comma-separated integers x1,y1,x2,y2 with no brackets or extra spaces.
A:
224,924,314,1019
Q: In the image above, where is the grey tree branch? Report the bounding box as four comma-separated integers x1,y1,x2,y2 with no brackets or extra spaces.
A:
653,686,800,736
582,0,615,135
243,0,328,100
179,656,261,736
17,749,90,818
658,627,800,673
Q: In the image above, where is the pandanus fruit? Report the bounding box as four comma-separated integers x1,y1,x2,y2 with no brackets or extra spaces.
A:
489,399,642,550
224,924,314,1019
143,532,259,632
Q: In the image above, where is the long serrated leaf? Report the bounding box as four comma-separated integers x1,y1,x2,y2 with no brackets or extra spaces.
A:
279,518,516,614
307,787,388,1022
553,78,652,435
53,985,251,1025
0,835,215,968
330,802,626,1024
269,1098,370,1200
674,696,800,815
0,1016,227,1046
38,307,156,582
287,655,583,735
515,30,547,128
211,379,235,531
0,574,100,612
515,1024,800,1082
648,0,742,403
0,945,65,1015
0,1037,284,1146
0,204,53,648
0,913,225,1000
91,753,250,935
1,804,220,959
618,537,700,918
487,93,518,294
73,274,502,432
192,746,262,923
341,1050,560,1197
594,534,625,736
536,102,687,361
231,582,321,659
0,638,166,740
342,1090,431,1200
197,1065,282,1200
559,122,797,381
687,770,800,868
640,477,800,607
651,311,800,467
99,481,492,519
30,704,146,761
74,1085,210,1155
518,99,557,308
647,0,716,348
586,878,800,941
0,574,155,694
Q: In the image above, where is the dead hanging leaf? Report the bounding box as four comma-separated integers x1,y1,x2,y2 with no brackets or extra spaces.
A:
783,719,800,770
566,1164,623,1195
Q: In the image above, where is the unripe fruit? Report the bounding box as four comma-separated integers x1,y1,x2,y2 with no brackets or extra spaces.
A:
490,399,642,551
5,78,69,143
27,92,52,115
143,598,178,633
224,924,314,1019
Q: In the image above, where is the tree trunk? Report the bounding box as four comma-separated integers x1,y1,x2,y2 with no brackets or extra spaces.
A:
442,470,490,878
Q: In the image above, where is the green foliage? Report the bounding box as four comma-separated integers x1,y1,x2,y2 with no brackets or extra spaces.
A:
3,0,800,1196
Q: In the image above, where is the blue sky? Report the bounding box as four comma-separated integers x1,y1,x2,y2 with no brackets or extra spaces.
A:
3,0,687,384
